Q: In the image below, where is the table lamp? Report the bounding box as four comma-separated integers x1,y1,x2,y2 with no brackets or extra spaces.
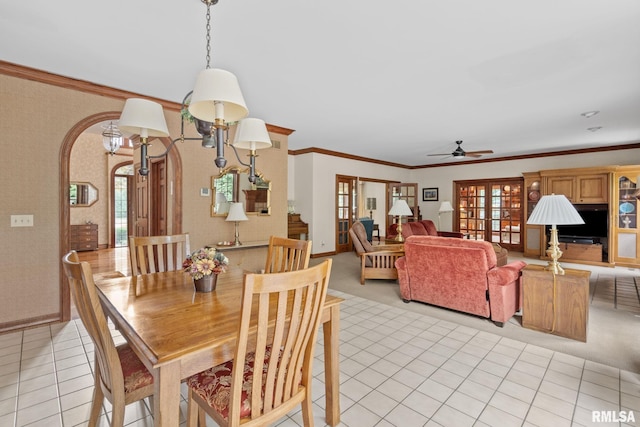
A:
366,197,377,219
526,194,584,275
226,202,248,246
388,199,413,242
438,201,454,230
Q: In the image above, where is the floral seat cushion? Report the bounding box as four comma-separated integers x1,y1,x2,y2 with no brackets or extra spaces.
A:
116,344,154,393
186,346,276,421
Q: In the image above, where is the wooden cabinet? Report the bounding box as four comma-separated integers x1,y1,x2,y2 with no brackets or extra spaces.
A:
613,167,640,266
70,224,98,251
544,173,608,204
522,265,590,342
288,214,309,240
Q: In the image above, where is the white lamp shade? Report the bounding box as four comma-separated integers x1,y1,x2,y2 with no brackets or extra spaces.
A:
118,98,169,138
439,201,454,213
188,68,249,123
232,118,272,150
527,194,584,225
226,202,248,222
388,199,413,216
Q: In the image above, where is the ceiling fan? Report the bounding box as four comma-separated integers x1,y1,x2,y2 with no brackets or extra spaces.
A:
428,140,494,159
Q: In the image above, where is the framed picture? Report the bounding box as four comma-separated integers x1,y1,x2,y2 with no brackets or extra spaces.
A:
422,187,439,201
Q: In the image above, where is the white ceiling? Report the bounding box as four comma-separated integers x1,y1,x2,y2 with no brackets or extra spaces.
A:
2,0,639,166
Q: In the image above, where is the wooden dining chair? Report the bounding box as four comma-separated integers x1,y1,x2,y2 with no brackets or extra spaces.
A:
264,235,312,273
62,251,154,427
186,259,333,427
129,233,190,275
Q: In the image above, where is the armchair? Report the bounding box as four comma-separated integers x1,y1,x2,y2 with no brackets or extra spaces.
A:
349,221,404,285
388,219,464,240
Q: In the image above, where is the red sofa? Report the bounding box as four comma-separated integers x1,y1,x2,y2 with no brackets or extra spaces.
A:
388,220,464,240
395,235,526,326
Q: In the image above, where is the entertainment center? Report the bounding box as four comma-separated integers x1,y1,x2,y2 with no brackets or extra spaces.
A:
523,165,640,268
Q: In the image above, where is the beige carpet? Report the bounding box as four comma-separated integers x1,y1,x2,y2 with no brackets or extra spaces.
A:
314,251,640,374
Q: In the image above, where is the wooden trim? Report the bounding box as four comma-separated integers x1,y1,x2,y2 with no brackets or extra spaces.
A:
311,251,336,258
289,143,640,169
0,313,61,334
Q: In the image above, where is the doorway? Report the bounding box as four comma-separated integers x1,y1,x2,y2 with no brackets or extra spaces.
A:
454,178,524,251
112,163,134,247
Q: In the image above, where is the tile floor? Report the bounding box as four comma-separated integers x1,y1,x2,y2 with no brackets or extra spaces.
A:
1,289,639,427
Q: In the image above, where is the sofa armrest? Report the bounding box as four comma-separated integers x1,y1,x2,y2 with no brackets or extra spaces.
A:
395,256,411,301
437,231,464,238
486,260,526,323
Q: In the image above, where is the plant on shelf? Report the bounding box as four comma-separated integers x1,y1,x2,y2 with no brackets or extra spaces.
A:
183,247,229,280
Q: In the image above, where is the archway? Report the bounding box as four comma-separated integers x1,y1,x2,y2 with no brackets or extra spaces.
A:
59,111,183,320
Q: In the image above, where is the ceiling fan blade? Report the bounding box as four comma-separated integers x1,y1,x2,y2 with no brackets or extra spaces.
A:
427,153,453,157
465,150,494,156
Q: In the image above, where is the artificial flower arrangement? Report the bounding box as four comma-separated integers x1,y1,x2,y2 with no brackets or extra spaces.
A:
183,247,229,280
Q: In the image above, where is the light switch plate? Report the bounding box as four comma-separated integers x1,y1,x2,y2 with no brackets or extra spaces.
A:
11,215,34,227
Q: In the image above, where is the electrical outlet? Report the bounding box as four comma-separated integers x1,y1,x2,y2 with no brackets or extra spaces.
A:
11,215,34,227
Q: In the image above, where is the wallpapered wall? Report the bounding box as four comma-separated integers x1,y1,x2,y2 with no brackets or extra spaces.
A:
0,73,290,329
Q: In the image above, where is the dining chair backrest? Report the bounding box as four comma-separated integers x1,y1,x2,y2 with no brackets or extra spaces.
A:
62,251,126,408
264,235,312,273
129,233,190,275
232,259,332,425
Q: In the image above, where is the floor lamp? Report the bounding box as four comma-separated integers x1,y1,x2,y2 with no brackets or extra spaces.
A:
388,200,413,242
438,201,454,230
527,194,584,275
226,202,248,246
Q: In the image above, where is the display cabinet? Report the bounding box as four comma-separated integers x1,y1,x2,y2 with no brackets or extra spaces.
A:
523,172,543,257
614,166,640,266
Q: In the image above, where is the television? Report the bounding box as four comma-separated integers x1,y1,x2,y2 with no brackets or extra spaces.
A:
552,206,608,241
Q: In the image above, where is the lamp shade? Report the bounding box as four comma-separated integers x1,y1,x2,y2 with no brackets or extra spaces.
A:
188,68,249,123
102,122,122,153
439,201,454,213
118,98,169,138
527,194,584,225
226,202,248,222
388,199,413,216
366,198,377,210
232,118,272,150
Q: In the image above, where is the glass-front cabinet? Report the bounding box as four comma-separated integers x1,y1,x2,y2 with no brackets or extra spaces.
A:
614,167,640,266
523,172,543,257
455,178,523,250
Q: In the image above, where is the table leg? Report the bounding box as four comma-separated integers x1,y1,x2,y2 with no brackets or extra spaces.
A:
152,362,182,426
322,304,341,426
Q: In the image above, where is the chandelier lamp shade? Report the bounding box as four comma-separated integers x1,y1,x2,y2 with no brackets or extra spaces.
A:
388,199,414,242
226,202,248,246
118,0,271,179
526,193,584,275
102,121,123,155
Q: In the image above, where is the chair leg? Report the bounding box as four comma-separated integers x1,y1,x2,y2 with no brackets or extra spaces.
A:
300,392,315,427
89,373,104,426
186,389,199,427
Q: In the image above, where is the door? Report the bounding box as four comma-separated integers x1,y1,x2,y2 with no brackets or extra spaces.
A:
455,178,523,251
336,175,357,253
111,163,135,247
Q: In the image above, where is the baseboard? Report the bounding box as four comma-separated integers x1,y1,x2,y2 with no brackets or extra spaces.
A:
0,312,61,334
311,250,336,258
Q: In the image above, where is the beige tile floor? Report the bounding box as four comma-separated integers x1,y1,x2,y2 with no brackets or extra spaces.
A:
1,288,639,427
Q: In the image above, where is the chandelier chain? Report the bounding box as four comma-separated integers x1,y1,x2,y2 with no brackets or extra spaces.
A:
205,1,212,69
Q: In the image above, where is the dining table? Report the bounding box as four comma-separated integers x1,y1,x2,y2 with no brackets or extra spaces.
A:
95,267,343,427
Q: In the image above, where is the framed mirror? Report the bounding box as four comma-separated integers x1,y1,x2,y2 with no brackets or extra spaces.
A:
70,182,99,207
211,166,271,216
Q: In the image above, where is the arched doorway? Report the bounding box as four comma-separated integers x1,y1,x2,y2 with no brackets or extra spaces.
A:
59,111,183,321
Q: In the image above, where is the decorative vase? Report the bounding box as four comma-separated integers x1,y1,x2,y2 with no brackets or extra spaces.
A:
193,274,217,292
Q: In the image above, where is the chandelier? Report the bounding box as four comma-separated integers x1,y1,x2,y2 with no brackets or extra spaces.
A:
118,0,271,182
102,121,123,155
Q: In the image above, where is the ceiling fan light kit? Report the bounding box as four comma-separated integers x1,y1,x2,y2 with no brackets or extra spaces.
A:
428,140,494,160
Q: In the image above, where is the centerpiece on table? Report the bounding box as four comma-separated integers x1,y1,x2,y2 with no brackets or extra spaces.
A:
183,247,229,292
